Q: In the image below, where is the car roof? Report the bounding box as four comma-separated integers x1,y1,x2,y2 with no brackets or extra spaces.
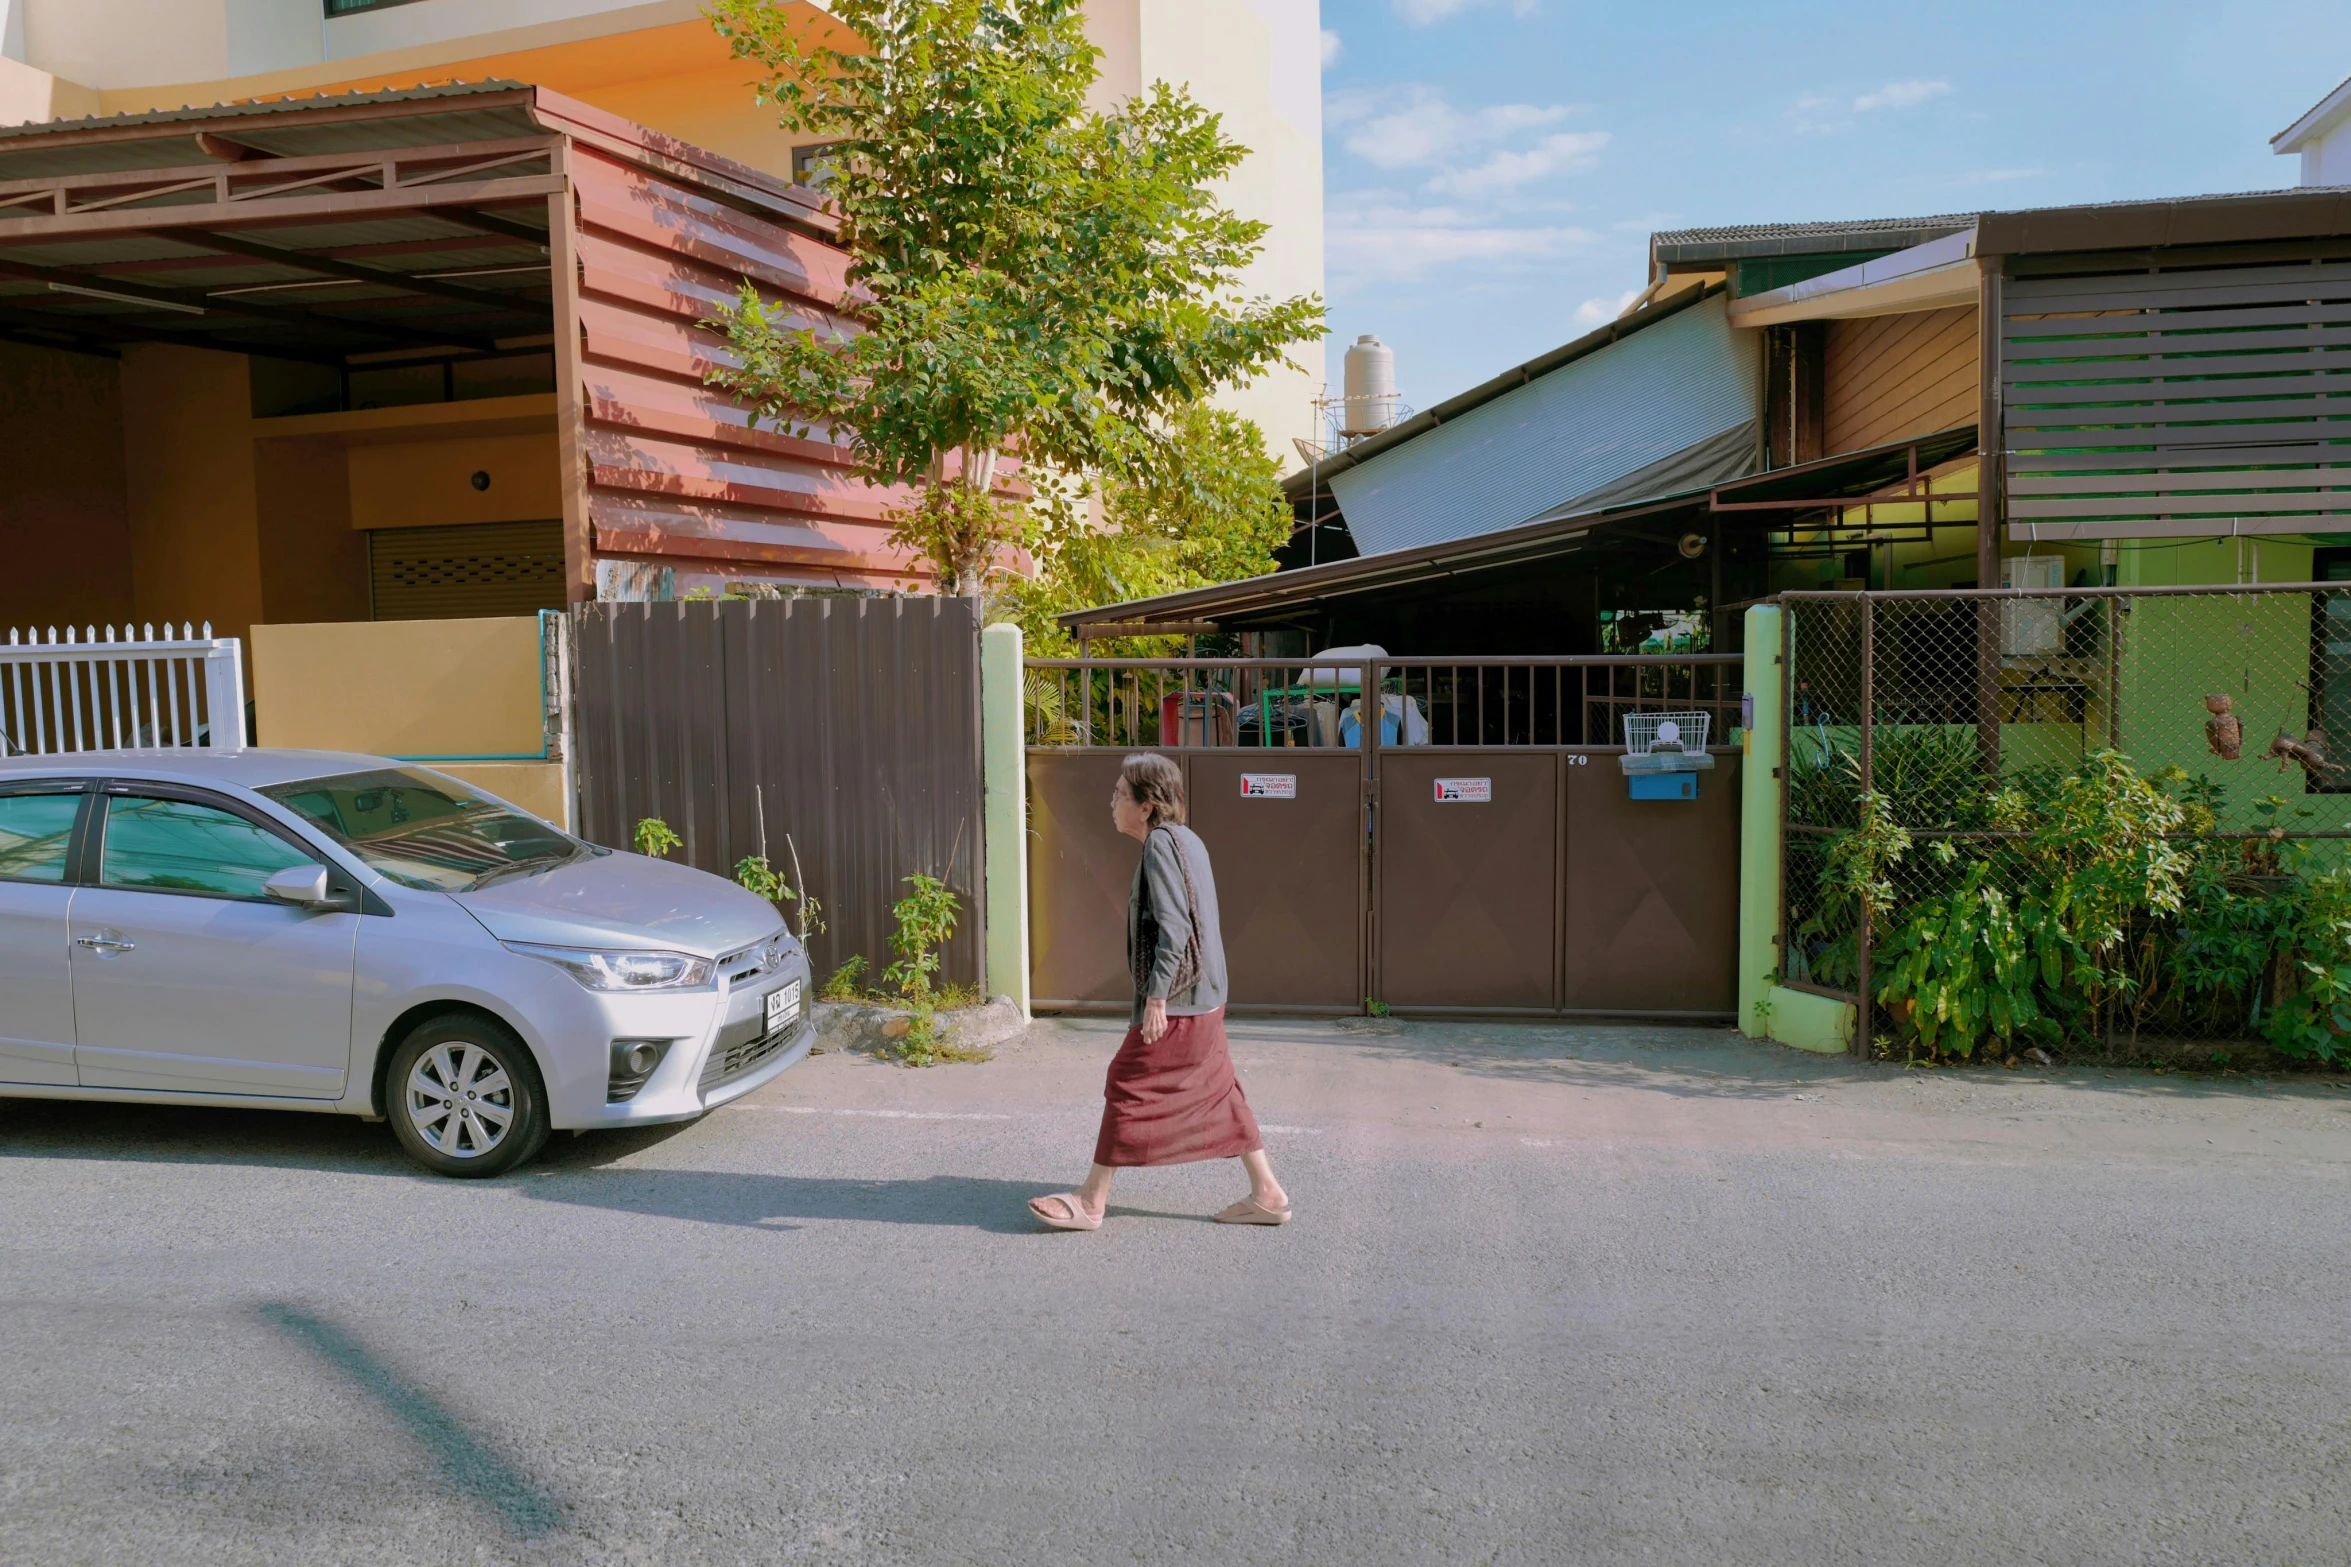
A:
0,748,409,791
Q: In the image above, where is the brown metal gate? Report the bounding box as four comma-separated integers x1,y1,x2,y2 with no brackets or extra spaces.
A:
1025,654,1742,1016
1028,748,1365,1011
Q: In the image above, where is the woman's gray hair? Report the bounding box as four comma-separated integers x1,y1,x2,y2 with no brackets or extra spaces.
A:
1119,753,1186,827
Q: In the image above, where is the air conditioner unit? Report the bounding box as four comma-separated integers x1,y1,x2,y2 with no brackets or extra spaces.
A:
2001,555,2064,656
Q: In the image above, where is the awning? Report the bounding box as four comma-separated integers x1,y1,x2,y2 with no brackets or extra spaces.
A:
1064,428,1983,634
1726,230,1978,326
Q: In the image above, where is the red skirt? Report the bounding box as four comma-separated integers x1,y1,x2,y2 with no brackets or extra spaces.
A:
1093,1008,1263,1167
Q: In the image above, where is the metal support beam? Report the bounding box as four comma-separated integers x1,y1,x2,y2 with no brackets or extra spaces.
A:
0,253,497,353
0,300,343,364
172,229,547,317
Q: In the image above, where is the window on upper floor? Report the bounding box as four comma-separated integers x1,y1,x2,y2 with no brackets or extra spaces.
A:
792,142,845,190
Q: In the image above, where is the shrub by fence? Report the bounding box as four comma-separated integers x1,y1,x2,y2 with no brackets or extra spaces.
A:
1782,585,2351,1062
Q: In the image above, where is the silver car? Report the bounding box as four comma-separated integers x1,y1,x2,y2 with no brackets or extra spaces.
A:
0,749,812,1176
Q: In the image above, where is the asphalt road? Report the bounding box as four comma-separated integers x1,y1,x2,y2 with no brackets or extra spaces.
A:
4,1016,2350,1566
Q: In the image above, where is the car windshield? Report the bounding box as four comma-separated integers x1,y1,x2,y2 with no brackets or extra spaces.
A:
259,768,580,892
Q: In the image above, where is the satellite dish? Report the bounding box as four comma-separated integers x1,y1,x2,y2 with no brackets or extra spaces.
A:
1678,532,1707,560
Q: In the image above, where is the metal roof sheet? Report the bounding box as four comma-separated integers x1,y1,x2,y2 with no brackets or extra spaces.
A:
0,85,542,181
0,80,530,142
1327,293,1760,557
1652,213,1979,265
1283,280,1721,500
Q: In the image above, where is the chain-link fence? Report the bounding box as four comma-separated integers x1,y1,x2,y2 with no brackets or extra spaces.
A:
1782,585,2351,1064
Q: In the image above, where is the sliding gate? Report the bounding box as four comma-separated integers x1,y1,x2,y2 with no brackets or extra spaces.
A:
1025,655,1743,1016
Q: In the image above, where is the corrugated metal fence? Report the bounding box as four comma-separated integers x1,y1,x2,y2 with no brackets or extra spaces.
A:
570,597,985,989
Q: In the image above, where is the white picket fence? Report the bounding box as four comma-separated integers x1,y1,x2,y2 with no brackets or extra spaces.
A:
0,624,247,757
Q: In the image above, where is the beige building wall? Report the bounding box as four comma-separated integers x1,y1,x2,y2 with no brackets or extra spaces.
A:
1087,0,1326,469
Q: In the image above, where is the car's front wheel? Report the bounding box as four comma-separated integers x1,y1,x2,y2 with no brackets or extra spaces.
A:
386,1014,550,1178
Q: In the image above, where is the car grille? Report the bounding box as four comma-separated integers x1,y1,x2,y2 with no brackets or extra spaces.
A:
700,1010,806,1092
720,931,792,987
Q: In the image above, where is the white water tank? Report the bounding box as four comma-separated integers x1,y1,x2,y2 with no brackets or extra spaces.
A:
1340,334,1399,438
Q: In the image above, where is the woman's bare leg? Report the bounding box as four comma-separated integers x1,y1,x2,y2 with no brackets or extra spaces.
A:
1240,1148,1288,1210
1073,1163,1116,1216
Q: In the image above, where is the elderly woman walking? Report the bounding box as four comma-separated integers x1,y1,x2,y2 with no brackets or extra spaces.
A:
1029,753,1290,1231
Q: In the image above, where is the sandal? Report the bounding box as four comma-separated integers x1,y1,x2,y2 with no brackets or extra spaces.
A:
1029,1192,1103,1231
1214,1196,1292,1226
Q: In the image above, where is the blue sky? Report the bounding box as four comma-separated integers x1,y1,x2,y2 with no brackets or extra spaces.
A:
1313,0,2351,410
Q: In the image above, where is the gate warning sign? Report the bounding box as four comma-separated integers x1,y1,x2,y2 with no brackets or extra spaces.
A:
1433,777,1492,803
1240,773,1297,799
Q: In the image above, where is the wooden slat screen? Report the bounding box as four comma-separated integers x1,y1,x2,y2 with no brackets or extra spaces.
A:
2003,260,2351,539
368,521,566,620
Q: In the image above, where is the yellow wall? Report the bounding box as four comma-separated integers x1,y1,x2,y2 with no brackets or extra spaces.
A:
79,10,823,186
434,762,572,828
347,433,563,532
120,343,264,642
256,437,367,626
249,615,547,759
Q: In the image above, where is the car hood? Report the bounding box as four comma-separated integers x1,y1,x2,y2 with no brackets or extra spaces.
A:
449,850,786,957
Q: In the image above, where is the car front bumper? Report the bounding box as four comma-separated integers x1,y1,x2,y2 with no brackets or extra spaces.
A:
541,953,813,1129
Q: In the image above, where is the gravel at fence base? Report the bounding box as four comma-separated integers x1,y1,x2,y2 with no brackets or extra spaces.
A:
814,997,1027,1058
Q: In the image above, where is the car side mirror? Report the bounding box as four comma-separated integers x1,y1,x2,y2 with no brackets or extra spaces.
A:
263,864,334,908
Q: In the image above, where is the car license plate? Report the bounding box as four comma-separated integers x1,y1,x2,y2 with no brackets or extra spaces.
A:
766,980,802,1034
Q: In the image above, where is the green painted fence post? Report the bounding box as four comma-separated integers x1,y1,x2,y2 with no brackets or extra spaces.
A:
1738,604,1785,1038
980,622,1032,1017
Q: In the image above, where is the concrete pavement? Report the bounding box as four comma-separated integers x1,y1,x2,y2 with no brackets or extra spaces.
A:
3,1016,2349,1565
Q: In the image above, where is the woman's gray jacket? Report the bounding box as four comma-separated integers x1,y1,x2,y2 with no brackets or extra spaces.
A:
1127,823,1228,1026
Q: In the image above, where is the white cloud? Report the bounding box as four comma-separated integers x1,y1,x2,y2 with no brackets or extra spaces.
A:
1326,193,1595,287
1573,290,1643,328
1450,131,1610,194
1329,85,1575,170
1854,79,1951,112
1787,93,1850,136
1393,0,1538,22
1319,28,1342,66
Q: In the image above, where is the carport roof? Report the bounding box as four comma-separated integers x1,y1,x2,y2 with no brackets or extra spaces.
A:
0,82,827,366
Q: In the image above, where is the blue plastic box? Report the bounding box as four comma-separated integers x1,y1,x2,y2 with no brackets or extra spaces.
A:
1627,772,1698,802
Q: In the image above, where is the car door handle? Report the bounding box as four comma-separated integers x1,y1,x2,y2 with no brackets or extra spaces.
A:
74,935,135,954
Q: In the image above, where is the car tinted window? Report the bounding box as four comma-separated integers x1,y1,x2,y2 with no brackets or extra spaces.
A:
101,795,311,899
0,792,78,882
259,768,576,892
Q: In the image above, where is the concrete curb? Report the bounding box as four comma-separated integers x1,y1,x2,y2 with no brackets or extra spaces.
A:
814,997,1027,1057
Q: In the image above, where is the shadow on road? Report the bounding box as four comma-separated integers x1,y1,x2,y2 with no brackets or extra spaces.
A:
0,1098,409,1171
521,1169,1088,1234
257,1302,566,1540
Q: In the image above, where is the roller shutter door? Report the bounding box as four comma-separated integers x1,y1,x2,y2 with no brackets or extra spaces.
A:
367,521,566,620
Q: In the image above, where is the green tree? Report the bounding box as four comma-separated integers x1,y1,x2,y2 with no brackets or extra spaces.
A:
999,400,1291,653
704,0,1323,595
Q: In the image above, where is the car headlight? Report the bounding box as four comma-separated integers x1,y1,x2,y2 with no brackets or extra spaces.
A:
504,941,715,991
